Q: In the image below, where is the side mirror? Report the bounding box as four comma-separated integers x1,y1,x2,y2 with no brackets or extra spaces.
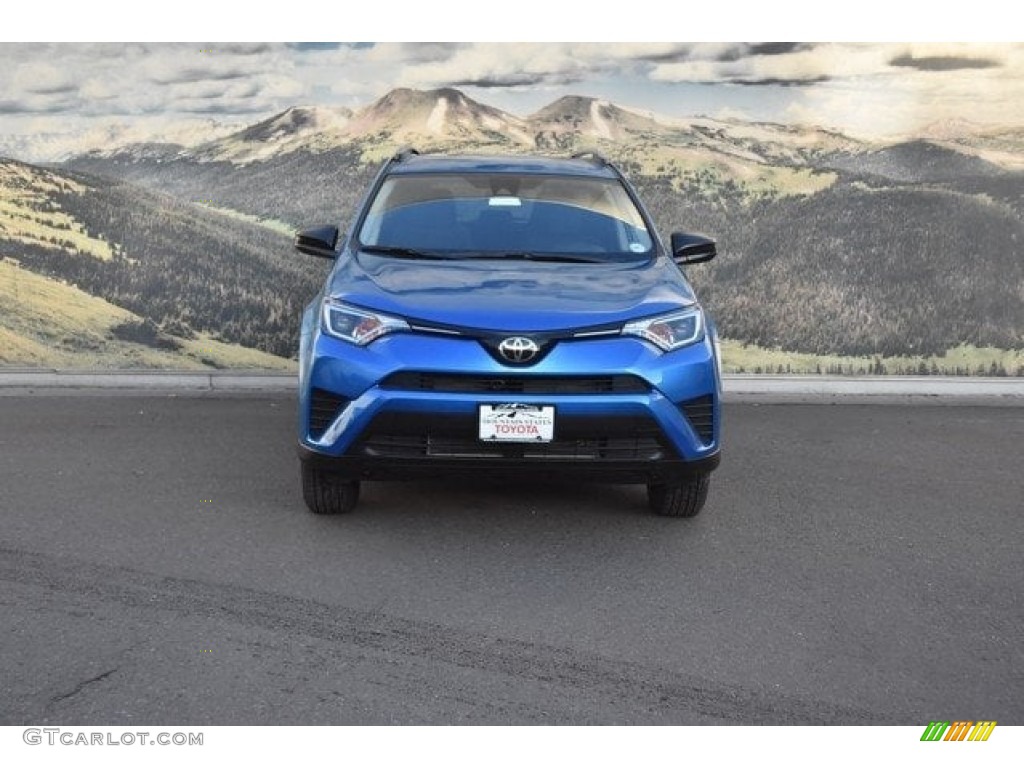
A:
295,225,341,259
670,232,716,265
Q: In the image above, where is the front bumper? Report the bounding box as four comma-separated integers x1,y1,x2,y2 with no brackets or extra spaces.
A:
298,440,720,482
298,330,722,483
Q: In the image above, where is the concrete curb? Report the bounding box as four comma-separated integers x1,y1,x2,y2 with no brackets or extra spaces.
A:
723,374,1024,401
0,370,295,392
1,369,1022,403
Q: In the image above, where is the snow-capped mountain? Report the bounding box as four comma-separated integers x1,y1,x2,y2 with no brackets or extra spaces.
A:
345,87,531,146
57,87,869,171
174,89,533,164
529,95,667,145
8,86,1023,179
189,105,354,163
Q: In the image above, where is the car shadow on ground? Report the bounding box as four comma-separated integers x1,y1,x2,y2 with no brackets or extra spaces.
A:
319,474,654,521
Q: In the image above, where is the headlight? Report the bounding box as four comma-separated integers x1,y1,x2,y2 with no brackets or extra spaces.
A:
321,299,409,345
622,308,704,352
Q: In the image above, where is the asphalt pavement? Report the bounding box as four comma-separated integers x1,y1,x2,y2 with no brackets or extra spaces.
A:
1,394,1021,724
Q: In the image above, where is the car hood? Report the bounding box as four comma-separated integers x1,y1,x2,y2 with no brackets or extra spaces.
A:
326,252,697,331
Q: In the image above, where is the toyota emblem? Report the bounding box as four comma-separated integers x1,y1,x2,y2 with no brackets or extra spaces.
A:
498,336,540,363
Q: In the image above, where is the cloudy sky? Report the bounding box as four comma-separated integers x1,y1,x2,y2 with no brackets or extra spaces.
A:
1,41,1022,159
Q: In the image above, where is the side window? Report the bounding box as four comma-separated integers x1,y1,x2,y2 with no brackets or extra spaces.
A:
361,210,383,244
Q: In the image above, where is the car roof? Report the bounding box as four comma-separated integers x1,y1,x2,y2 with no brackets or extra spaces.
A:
386,153,620,179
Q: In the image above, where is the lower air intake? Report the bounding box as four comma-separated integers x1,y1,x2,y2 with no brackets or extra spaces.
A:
680,395,715,444
309,388,349,440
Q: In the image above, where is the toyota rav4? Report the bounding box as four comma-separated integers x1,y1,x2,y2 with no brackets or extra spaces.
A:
295,149,721,516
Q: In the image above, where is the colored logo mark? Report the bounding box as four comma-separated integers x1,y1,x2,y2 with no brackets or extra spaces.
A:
920,721,996,742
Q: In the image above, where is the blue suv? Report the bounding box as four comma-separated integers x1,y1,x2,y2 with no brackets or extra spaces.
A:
295,150,721,516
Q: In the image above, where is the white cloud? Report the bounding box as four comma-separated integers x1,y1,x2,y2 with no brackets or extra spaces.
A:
649,42,1022,87
9,62,78,95
0,42,312,118
394,43,700,89
1,41,1023,154
651,44,888,85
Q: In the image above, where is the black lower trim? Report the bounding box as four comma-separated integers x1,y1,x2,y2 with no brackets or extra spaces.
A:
380,372,649,395
297,442,720,483
355,412,672,462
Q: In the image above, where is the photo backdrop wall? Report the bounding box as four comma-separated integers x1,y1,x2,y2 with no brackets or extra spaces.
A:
1,43,1022,374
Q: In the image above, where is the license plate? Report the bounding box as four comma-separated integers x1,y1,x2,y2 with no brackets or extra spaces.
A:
479,404,555,443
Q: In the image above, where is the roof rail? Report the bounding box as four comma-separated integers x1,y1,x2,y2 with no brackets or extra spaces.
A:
392,147,420,163
570,149,608,166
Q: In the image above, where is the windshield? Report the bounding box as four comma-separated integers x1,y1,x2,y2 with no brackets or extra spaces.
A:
358,172,654,259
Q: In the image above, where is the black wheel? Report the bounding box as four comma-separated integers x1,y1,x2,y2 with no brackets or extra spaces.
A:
301,463,360,515
647,473,711,518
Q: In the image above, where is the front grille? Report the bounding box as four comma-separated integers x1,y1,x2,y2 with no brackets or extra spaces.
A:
362,434,667,460
680,395,715,443
309,388,349,439
380,372,649,395
354,413,673,461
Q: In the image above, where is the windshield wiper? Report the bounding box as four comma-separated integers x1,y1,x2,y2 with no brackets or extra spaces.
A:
362,246,614,263
467,252,609,264
360,245,453,260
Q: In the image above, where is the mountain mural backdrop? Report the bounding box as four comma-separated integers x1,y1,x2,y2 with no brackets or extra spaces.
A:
2,87,1022,374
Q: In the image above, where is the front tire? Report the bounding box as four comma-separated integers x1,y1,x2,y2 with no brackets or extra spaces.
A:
647,474,710,517
301,463,360,515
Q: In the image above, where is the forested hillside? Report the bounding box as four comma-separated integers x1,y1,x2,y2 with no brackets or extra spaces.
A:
0,158,325,361
690,182,1024,356
69,146,375,230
